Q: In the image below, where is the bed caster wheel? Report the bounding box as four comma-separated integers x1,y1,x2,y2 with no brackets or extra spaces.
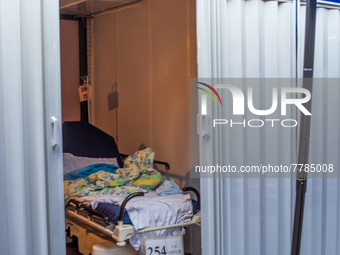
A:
117,241,126,246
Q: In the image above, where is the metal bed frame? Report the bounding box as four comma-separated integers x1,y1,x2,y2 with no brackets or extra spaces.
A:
62,121,201,252
66,186,201,247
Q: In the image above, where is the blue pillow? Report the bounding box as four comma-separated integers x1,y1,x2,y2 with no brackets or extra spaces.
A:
64,163,119,181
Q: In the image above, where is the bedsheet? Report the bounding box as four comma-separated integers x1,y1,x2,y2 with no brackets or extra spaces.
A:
125,193,194,250
95,199,198,225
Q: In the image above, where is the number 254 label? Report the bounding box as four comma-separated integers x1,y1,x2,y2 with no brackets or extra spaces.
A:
144,235,183,255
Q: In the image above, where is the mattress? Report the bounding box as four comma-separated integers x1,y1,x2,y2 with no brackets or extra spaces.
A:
96,200,198,225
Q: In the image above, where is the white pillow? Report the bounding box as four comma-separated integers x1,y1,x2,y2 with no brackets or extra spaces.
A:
63,153,119,174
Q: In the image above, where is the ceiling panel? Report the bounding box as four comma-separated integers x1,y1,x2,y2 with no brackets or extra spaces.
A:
60,0,140,15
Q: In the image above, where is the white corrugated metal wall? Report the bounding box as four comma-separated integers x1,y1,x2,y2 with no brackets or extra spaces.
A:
300,5,340,255
197,0,340,254
0,0,65,254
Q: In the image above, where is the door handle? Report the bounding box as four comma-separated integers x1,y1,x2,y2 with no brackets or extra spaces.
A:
51,116,58,147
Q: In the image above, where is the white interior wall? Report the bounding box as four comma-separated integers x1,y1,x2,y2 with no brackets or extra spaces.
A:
90,0,197,187
90,2,199,253
60,20,81,122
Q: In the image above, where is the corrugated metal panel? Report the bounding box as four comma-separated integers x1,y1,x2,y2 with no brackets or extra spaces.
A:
197,0,340,254
300,7,340,255
0,0,65,254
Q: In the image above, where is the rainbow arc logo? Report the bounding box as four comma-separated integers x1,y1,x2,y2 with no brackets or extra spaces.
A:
197,82,223,106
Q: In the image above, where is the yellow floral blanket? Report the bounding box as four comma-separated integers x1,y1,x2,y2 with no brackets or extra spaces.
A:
64,148,163,204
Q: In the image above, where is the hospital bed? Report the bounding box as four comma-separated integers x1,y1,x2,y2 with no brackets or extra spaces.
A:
62,121,201,255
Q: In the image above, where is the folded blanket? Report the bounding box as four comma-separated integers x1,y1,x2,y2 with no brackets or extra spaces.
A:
64,148,163,204
155,177,183,196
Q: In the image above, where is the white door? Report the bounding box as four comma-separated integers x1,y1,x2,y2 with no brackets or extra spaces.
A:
196,0,340,254
0,0,65,254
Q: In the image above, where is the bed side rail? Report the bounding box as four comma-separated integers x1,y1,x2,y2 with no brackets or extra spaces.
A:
182,186,200,211
118,192,145,222
117,187,200,224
